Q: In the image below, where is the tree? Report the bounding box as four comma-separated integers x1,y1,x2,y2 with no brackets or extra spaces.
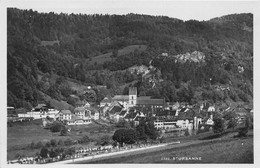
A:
57,139,64,146
67,96,78,106
50,139,57,147
237,114,252,137
40,147,49,158
136,120,159,141
60,126,68,136
64,147,75,156
112,129,137,147
49,148,58,159
213,118,225,134
78,135,90,144
223,111,238,130
116,119,130,128
136,124,148,142
50,121,63,132
64,138,72,146
97,135,112,146
145,121,159,140
36,141,43,148
45,141,51,148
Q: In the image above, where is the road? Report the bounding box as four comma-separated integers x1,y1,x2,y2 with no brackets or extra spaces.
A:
49,141,181,164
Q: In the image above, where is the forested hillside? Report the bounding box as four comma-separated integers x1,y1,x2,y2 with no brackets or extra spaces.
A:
7,8,253,109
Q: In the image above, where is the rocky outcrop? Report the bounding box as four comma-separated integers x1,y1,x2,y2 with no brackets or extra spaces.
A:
174,51,205,63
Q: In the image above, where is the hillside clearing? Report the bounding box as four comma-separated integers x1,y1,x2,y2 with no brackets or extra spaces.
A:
87,45,147,65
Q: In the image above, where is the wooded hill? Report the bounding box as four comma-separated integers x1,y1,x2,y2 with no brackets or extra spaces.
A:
7,8,253,110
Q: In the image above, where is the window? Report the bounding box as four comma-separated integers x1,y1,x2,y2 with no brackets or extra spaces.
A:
131,101,133,104
132,96,133,99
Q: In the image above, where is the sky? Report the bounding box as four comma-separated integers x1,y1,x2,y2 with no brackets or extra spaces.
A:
3,0,258,21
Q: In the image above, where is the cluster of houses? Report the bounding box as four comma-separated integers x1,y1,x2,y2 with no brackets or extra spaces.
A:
8,87,252,130
8,99,100,126
98,87,218,131
58,100,99,125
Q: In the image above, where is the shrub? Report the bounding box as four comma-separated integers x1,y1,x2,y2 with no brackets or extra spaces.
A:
96,135,112,146
50,139,57,147
57,139,64,146
64,138,72,146
40,147,49,158
116,119,130,128
60,126,68,136
197,125,210,134
49,148,58,158
159,136,165,143
50,122,63,132
64,147,75,156
36,141,43,148
54,147,64,156
237,115,251,137
213,118,225,134
15,153,22,159
30,141,36,149
184,129,190,136
45,141,51,148
78,135,90,144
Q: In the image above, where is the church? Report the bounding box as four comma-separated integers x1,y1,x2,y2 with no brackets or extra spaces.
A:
108,87,165,111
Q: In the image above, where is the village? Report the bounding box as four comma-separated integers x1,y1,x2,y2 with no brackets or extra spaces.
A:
6,74,256,166
8,87,252,132
7,88,253,164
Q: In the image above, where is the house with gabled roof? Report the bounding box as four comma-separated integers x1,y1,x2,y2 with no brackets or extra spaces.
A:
136,98,165,111
112,95,129,109
155,110,176,119
59,110,72,121
119,110,128,118
67,115,92,125
74,107,85,118
107,105,123,122
98,104,110,118
175,107,189,117
74,106,92,120
124,112,138,122
84,107,99,120
165,102,180,111
75,99,90,108
171,108,202,130
100,96,112,107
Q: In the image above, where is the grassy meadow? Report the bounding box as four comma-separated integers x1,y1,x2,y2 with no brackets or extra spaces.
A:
87,45,147,65
76,131,253,164
7,119,115,160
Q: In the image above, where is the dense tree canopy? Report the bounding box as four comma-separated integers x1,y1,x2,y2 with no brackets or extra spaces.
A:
112,129,138,146
7,8,253,109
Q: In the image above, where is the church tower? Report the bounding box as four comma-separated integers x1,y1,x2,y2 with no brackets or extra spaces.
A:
129,87,137,107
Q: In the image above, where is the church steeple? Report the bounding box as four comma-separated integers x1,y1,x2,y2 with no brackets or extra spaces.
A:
129,87,137,107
